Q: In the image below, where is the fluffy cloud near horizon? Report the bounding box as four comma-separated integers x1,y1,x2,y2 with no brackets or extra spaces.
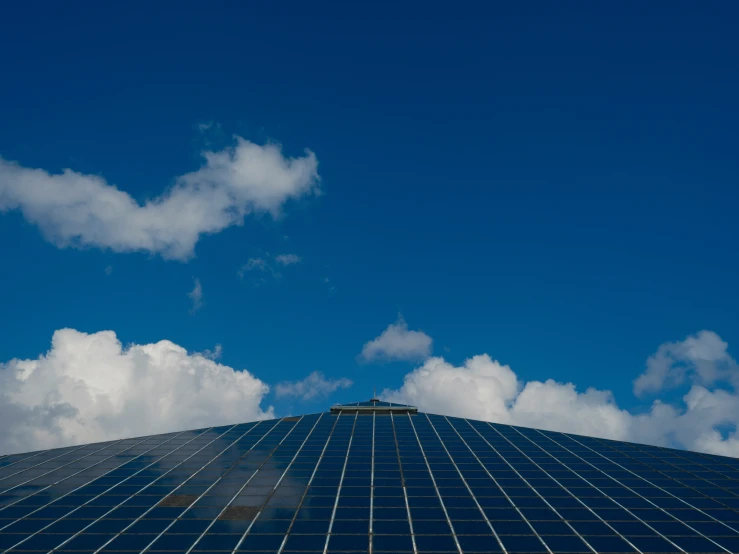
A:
4,327,739,459
634,330,738,395
0,329,274,455
0,138,319,260
360,316,433,363
384,330,739,457
275,371,353,401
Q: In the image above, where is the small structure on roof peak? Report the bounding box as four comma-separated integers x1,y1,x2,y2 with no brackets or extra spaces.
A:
330,398,418,414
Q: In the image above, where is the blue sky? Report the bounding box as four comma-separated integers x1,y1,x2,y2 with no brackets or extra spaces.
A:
0,2,738,454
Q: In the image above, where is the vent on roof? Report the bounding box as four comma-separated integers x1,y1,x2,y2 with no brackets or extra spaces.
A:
158,495,198,507
219,506,260,520
282,416,300,422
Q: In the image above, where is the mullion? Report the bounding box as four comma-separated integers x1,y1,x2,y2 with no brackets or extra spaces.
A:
0,447,71,474
425,415,507,553
187,417,305,553
137,420,278,554
405,412,463,554
535,428,732,553
232,413,325,552
323,410,359,554
453,420,556,553
0,443,90,486
557,431,739,526
276,412,343,554
90,423,256,553
559,431,739,542
0,438,130,504
54,427,229,552
3,430,193,552
691,449,739,477
589,436,739,512
0,434,166,530
390,411,418,554
478,420,636,553
370,411,375,554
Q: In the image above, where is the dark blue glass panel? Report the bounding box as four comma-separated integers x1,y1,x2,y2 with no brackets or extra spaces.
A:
540,535,592,553
149,533,200,550
56,532,117,550
236,533,285,550
282,534,327,550
457,535,503,552
327,534,368,550
670,535,728,552
413,534,457,551
192,533,242,550
581,535,638,553
7,533,65,551
104,533,158,550
372,534,414,551
499,535,548,553
628,535,683,552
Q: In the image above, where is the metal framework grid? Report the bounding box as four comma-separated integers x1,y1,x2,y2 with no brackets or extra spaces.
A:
2,401,739,553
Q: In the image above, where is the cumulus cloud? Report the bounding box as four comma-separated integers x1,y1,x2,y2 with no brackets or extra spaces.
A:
360,316,433,362
275,371,353,401
0,138,320,260
0,329,274,455
188,278,203,314
633,330,737,395
384,331,739,457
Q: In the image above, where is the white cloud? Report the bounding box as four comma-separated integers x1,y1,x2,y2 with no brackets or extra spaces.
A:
104,265,113,276
384,331,739,457
634,330,737,395
360,316,433,362
275,371,353,401
275,253,301,266
0,329,274,455
188,278,203,314
0,138,320,260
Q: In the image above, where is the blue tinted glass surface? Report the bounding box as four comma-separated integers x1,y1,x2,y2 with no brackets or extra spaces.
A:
2,406,739,554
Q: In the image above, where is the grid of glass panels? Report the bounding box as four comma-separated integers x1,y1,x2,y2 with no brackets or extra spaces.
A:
2,407,739,553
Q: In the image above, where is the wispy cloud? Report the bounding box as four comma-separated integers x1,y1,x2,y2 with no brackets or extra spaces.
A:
200,344,223,361
0,137,320,260
188,278,203,314
323,276,336,294
275,371,353,401
239,253,302,282
275,253,301,266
